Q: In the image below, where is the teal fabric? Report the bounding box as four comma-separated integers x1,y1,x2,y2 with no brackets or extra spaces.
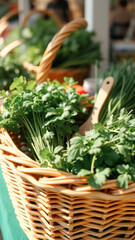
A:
0,167,28,240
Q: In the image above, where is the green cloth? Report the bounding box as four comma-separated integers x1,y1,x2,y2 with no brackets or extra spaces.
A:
0,167,28,240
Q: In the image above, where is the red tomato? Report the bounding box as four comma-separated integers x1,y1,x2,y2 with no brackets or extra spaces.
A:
72,84,87,94
66,84,87,94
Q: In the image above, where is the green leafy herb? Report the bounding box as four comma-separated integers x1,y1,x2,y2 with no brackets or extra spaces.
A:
67,109,135,189
5,17,102,68
0,76,88,165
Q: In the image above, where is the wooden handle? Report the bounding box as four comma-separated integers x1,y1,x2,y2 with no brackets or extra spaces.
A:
0,39,24,58
21,9,61,28
76,77,114,136
90,76,114,124
36,18,87,84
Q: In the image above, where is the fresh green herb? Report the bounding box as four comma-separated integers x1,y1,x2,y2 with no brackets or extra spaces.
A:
98,60,135,125
0,76,88,164
67,109,135,189
52,29,102,68
5,17,102,68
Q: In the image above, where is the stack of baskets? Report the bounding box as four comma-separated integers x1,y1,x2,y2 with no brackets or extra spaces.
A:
1,14,135,240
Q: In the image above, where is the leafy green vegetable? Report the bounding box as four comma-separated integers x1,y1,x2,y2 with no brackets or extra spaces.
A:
52,29,102,68
67,109,135,189
0,76,88,165
5,17,102,68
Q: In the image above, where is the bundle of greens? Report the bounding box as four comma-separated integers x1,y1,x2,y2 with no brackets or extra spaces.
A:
67,109,135,189
22,27,102,68
0,76,135,190
52,29,102,68
5,17,102,68
0,55,35,90
97,60,135,125
0,76,88,165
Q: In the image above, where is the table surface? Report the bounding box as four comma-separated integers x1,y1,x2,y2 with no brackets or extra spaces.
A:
0,167,28,240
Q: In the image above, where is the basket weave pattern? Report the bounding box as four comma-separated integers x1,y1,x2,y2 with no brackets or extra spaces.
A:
1,129,135,239
1,18,135,239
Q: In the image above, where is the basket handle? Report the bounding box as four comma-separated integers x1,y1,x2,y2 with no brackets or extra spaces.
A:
36,18,87,84
0,9,20,35
0,39,24,58
21,8,62,28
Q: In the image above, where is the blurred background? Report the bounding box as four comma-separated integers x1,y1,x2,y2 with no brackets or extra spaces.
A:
1,0,135,69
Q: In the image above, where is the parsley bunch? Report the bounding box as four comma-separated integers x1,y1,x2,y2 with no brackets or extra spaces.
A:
67,109,135,189
0,76,87,164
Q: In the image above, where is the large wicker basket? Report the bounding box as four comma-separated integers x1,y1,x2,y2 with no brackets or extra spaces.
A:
1,18,135,240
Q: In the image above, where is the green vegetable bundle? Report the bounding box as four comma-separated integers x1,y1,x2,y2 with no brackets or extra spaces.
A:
67,109,135,189
0,76,88,166
0,75,135,190
5,17,102,68
98,60,135,125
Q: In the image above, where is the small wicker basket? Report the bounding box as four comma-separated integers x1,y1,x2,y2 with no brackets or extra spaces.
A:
1,18,135,240
23,17,89,85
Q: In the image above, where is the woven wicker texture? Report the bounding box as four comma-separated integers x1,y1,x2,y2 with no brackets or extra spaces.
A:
1,18,135,240
1,128,135,239
21,18,88,84
36,18,87,84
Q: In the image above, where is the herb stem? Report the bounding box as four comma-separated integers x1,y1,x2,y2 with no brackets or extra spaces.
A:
91,155,97,173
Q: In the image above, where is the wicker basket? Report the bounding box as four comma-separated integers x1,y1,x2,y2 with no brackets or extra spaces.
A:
1,18,135,240
0,17,89,85
24,17,89,85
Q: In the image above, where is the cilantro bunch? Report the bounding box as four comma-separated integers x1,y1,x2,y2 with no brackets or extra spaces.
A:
0,76,87,164
67,109,135,189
